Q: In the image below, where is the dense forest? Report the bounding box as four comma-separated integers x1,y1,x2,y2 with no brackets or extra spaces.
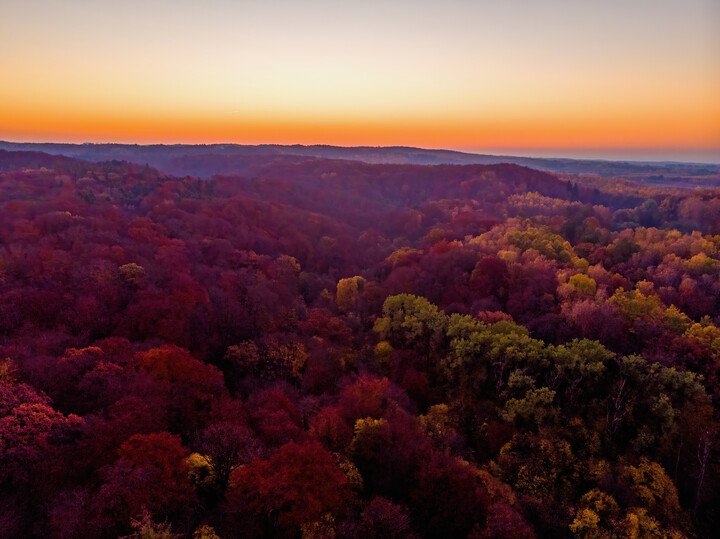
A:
1,148,719,538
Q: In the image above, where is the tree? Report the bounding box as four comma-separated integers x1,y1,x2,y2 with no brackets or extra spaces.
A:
133,345,226,433
91,433,195,537
567,273,597,298
476,503,536,539
502,387,557,428
358,497,415,539
310,405,353,452
0,401,82,488
470,255,509,300
374,294,447,362
623,459,681,523
569,490,620,538
247,386,303,447
411,452,489,537
349,415,430,499
553,339,614,409
228,441,350,535
197,422,260,494
338,376,410,422
336,276,366,314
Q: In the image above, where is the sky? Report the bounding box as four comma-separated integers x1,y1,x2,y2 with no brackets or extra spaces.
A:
1,0,719,162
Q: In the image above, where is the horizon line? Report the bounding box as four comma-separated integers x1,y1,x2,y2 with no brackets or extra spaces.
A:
1,139,719,166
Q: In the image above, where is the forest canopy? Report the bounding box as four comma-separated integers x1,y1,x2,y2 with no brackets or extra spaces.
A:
0,149,718,537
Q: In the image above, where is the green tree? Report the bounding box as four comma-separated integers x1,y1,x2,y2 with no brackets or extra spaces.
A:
374,294,447,362
502,387,557,428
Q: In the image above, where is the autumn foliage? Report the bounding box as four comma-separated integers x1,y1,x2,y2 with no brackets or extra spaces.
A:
0,149,718,537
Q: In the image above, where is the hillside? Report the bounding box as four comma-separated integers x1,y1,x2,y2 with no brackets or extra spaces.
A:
2,141,718,183
0,150,719,537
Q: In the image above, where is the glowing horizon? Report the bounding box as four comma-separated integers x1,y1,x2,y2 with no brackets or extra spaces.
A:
2,1,719,161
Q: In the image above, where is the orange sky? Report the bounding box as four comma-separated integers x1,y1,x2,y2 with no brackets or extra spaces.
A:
1,1,719,160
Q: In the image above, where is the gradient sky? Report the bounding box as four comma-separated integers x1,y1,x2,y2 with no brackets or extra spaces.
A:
2,0,719,161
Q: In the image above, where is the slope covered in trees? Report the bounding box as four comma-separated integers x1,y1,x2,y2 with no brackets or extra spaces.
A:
0,150,719,537
1,141,718,182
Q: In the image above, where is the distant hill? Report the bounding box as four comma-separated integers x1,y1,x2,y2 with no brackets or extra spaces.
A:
0,149,93,172
0,148,592,221
1,141,718,181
